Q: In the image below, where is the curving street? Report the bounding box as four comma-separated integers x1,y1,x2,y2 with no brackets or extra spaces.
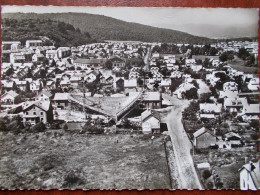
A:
163,94,202,189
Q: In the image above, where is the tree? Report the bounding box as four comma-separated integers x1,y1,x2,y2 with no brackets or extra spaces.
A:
6,67,14,76
238,48,250,60
104,60,113,70
63,123,68,130
209,47,218,56
51,59,57,67
31,122,46,132
40,69,46,79
219,52,228,62
202,170,212,180
137,78,144,86
42,57,49,66
183,87,198,100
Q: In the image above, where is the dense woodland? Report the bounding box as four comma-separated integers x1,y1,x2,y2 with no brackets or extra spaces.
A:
3,12,212,44
2,18,95,47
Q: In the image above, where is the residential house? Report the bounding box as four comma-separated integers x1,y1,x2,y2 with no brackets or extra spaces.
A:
224,97,248,113
32,53,45,62
129,71,140,80
25,40,43,48
248,78,259,91
193,127,217,149
60,80,71,90
219,90,239,99
53,93,70,110
22,101,53,125
242,104,260,121
110,57,126,68
190,64,203,72
164,55,176,64
141,109,161,134
200,103,222,115
16,80,27,91
113,77,124,92
1,90,18,104
35,91,53,101
57,47,71,58
46,50,58,60
46,80,56,90
73,58,106,69
224,132,242,148
2,41,21,51
142,92,162,109
30,80,42,92
239,161,260,190
70,76,82,87
124,79,138,93
2,80,14,91
161,79,171,93
185,59,196,66
10,53,25,64
84,70,99,83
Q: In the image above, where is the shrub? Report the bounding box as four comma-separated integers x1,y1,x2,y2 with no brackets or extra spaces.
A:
206,181,214,189
202,170,212,180
62,170,85,188
31,122,46,132
63,123,68,130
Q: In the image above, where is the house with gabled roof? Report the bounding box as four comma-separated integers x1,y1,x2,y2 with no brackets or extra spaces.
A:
142,92,162,109
1,90,18,104
239,161,260,190
193,127,217,149
22,100,53,125
141,109,161,134
124,79,137,93
53,93,70,110
35,90,53,101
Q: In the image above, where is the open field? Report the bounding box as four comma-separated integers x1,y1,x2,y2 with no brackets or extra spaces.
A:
228,56,258,75
0,131,171,190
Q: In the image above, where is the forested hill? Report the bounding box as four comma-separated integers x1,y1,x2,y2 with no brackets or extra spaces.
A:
1,18,95,47
2,12,212,44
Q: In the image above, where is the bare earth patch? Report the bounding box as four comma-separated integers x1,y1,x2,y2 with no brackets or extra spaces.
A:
0,131,171,190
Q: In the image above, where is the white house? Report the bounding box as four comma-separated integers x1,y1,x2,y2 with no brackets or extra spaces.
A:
141,109,161,134
32,53,45,62
239,161,260,190
26,40,43,48
248,78,259,91
35,91,53,101
124,79,137,93
1,90,18,104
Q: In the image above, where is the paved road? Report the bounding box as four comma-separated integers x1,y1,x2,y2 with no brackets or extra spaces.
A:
163,94,202,189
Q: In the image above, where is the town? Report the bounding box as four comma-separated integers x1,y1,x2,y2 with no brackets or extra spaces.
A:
0,37,259,190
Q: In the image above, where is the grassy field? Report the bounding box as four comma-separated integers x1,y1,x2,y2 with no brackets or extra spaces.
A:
228,56,258,75
0,131,171,190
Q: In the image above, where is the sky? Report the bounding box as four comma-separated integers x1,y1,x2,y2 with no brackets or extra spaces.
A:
2,6,259,38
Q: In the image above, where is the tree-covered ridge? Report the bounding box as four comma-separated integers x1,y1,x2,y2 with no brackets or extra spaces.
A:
2,18,95,47
3,12,212,44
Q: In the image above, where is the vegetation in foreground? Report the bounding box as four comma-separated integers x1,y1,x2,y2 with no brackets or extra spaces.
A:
0,130,171,189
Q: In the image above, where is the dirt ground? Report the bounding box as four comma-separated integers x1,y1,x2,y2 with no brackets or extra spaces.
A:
0,131,171,190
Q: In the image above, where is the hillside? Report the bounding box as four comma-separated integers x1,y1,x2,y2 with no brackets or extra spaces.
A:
2,12,212,44
1,18,95,47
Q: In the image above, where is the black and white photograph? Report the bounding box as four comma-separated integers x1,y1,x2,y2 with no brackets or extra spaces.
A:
0,6,259,190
